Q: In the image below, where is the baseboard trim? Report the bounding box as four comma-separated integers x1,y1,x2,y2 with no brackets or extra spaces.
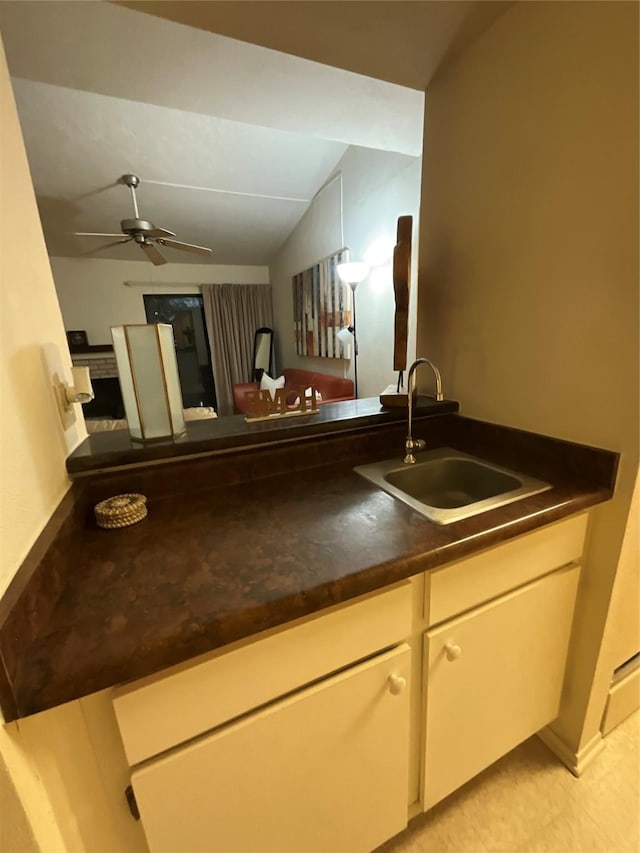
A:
537,726,605,777
601,665,640,735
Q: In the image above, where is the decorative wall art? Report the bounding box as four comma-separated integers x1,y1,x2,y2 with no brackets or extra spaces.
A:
66,330,88,353
292,249,351,358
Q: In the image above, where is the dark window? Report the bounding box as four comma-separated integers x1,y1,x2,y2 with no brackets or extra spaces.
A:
143,294,216,410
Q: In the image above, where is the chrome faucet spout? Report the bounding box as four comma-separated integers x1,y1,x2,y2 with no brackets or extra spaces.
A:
404,357,444,464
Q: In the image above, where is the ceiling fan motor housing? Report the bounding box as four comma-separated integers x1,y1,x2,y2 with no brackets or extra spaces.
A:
74,173,212,264
121,218,157,235
119,174,140,189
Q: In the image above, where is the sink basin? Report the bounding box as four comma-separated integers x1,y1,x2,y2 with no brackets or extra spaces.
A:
354,448,551,525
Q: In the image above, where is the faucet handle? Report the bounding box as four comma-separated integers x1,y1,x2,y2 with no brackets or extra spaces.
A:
404,437,425,464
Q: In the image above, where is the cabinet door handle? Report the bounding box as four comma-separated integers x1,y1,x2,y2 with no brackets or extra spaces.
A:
388,674,407,695
444,642,462,661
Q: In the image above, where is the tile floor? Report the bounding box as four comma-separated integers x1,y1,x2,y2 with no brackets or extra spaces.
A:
380,711,639,853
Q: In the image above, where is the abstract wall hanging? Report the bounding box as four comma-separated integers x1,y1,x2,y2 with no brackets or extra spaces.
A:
292,249,351,358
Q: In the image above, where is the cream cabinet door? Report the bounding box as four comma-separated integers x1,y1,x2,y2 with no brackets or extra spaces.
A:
132,644,411,853
422,564,580,810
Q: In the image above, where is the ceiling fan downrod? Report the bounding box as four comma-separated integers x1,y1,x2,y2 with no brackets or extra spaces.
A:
117,175,161,236
119,174,141,219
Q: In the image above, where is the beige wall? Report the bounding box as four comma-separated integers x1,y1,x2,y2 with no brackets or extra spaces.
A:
0,753,37,853
0,36,80,850
418,0,639,751
600,471,639,672
51,257,270,346
0,44,87,600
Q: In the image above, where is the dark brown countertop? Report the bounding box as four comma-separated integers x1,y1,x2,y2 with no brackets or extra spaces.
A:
0,413,618,720
67,396,459,475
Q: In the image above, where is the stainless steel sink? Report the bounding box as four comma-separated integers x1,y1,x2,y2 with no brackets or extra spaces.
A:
354,447,551,525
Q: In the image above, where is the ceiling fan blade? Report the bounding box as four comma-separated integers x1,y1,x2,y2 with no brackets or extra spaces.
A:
74,232,125,238
146,227,176,238
79,237,132,255
141,241,167,266
158,238,212,256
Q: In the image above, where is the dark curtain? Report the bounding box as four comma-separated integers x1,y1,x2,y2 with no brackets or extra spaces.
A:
201,284,274,416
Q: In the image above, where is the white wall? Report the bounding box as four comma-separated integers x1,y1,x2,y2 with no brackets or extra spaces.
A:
341,148,422,399
270,147,422,397
51,256,270,345
0,37,76,851
418,1,639,751
270,175,342,376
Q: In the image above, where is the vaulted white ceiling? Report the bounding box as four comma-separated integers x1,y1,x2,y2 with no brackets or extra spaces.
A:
11,78,352,264
0,1,426,265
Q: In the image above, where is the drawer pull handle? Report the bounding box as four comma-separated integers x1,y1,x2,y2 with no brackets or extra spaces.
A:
388,674,407,695
444,642,462,661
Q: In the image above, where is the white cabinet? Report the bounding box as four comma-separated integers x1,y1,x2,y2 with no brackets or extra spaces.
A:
131,644,411,853
13,513,591,853
108,515,587,851
421,562,580,809
114,583,414,853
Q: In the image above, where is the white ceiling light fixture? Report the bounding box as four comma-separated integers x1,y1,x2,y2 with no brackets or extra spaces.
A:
336,261,370,398
73,174,213,266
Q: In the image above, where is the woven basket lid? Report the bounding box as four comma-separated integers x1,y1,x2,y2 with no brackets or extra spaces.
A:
95,493,147,528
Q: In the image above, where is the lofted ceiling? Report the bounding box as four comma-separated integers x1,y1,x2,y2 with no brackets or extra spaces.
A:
9,78,351,264
0,1,508,265
117,0,513,92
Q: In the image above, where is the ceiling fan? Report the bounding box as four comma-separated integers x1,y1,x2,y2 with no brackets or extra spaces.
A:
73,174,213,266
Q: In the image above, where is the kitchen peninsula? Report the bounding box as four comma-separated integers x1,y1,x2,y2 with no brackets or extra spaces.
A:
0,400,619,852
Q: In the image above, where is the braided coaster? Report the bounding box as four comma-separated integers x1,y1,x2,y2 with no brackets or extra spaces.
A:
94,494,148,529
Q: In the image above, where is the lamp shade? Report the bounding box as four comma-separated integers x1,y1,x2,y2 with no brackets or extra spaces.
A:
337,261,369,285
336,327,353,345
111,324,185,442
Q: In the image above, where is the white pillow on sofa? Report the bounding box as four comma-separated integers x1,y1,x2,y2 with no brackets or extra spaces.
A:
259,373,285,400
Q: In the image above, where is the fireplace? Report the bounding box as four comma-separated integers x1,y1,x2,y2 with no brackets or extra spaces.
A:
83,377,125,420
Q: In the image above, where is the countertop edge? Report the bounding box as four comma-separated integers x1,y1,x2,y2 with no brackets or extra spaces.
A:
0,414,619,721
9,484,612,720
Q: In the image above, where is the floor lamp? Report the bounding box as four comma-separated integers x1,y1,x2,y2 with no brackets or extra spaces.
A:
336,261,369,398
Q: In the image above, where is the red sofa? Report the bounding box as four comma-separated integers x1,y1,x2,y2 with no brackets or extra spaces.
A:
233,368,354,415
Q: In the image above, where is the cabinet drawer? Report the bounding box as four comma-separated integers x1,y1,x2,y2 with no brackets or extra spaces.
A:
132,644,411,853
425,513,587,626
114,581,412,765
422,563,580,809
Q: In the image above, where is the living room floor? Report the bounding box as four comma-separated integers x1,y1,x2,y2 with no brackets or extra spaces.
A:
379,711,639,853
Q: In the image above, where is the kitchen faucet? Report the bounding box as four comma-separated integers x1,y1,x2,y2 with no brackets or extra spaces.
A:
404,357,444,464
